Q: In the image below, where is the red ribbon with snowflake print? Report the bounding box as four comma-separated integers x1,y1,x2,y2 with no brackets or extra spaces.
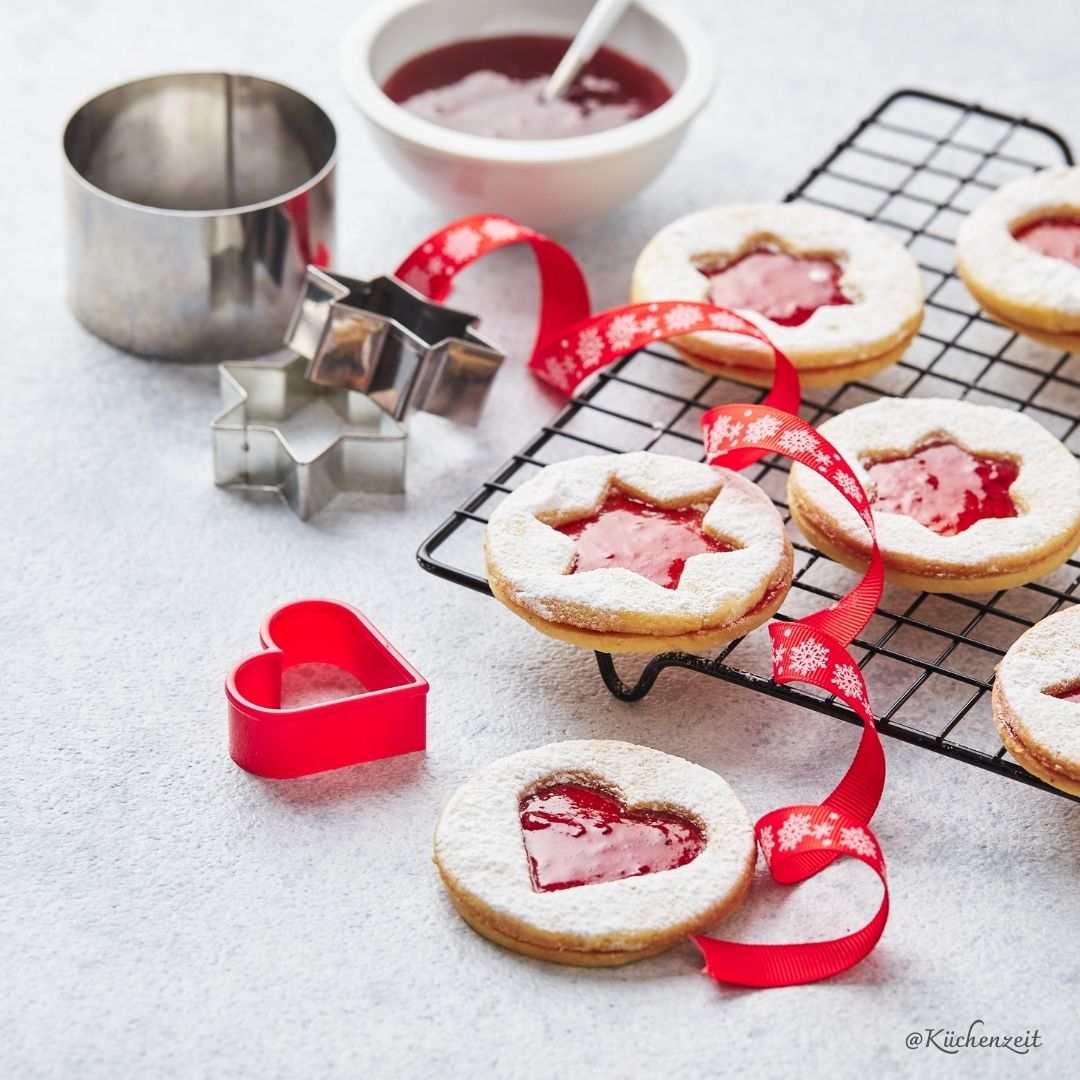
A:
693,404,889,986
395,214,592,380
697,803,888,988
395,217,890,988
395,216,801,416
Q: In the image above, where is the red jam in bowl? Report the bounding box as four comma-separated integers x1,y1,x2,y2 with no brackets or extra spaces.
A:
556,492,729,589
699,249,851,327
520,782,705,892
1013,215,1080,269
382,35,671,139
865,441,1019,536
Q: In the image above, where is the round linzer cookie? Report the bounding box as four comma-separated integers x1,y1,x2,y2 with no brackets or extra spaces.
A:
433,740,757,966
787,397,1080,593
993,606,1080,796
630,203,924,387
957,166,1080,350
484,451,793,653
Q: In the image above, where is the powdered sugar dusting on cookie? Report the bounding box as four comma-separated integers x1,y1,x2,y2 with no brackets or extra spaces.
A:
433,740,756,947
788,398,1080,573
630,203,924,367
957,166,1080,319
996,607,1080,769
484,452,789,633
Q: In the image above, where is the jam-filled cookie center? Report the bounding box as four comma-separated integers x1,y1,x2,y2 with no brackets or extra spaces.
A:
1012,214,1080,269
697,247,851,327
864,440,1019,536
1048,684,1080,703
520,782,705,892
555,492,731,589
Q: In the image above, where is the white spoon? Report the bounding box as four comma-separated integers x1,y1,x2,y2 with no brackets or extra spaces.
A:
540,0,635,104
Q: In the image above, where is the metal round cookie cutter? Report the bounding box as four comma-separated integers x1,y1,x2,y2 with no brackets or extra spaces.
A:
63,72,337,362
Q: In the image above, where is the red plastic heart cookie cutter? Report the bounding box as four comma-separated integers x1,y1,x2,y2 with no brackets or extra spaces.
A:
227,598,428,778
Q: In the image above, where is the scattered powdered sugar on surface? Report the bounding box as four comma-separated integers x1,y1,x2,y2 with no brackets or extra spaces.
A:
433,740,756,943
997,607,1080,767
484,452,788,628
631,203,924,361
957,166,1080,316
789,397,1080,569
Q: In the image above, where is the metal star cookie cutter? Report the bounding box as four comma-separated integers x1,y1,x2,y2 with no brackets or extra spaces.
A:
212,267,505,518
212,353,408,520
284,268,504,425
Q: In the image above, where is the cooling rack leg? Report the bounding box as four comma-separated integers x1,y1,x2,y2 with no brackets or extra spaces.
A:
595,652,664,701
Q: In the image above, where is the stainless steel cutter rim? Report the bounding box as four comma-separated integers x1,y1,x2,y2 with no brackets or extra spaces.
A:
212,375,408,468
62,70,338,219
293,268,503,384
287,268,504,424
296,268,503,356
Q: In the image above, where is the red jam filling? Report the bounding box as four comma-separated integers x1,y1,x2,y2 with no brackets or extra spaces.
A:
1012,215,1080,269
520,783,705,892
555,492,729,589
1053,685,1080,703
865,441,1019,537
699,248,851,327
382,35,671,140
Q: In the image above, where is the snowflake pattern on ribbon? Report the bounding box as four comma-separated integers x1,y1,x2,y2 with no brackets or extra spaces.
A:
708,309,749,332
771,625,872,722
777,427,822,457
663,303,705,332
526,300,784,395
745,415,784,442
839,825,878,860
787,637,831,677
758,824,775,865
831,662,868,705
399,265,432,295
703,414,745,459
575,327,605,369
479,216,523,242
777,812,813,852
442,225,482,262
754,806,885,874
395,215,542,305
833,469,864,502
605,313,640,351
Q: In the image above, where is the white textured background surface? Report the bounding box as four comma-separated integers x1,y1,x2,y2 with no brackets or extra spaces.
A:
4,1,1080,1077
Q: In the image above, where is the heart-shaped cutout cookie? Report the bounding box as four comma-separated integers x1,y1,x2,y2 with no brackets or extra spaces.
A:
520,782,704,892
227,598,427,778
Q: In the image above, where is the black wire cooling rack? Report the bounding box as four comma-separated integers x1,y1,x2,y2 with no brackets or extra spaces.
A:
417,89,1080,803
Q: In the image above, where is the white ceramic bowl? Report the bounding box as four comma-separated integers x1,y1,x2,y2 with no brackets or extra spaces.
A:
338,0,714,231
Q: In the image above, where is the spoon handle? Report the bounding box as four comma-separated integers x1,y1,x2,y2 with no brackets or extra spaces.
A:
540,0,634,103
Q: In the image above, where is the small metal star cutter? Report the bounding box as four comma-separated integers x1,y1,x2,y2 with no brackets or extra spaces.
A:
211,269,504,519
285,268,503,424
